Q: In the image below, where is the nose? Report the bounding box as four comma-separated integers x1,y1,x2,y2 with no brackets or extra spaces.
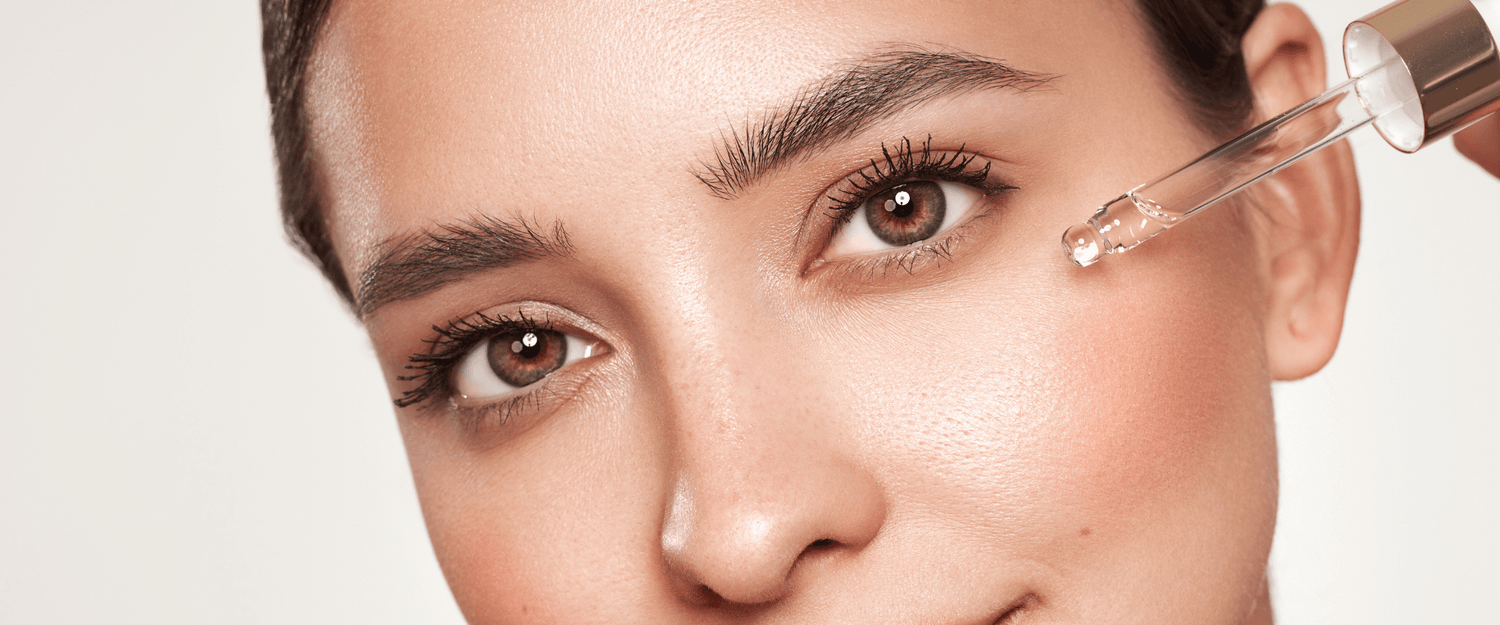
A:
657,364,887,606
661,450,886,605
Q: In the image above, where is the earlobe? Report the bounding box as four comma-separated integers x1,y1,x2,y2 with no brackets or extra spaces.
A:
1240,4,1363,381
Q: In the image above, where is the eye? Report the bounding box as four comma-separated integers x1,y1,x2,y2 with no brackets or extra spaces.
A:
453,329,597,402
824,180,984,259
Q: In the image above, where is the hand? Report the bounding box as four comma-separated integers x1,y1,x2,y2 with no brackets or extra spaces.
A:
1455,112,1500,179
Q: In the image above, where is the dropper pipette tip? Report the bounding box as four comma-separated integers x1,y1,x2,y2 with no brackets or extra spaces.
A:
1062,221,1105,267
1061,0,1500,267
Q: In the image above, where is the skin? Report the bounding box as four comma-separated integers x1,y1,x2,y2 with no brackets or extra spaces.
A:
304,1,1362,622
1456,113,1500,179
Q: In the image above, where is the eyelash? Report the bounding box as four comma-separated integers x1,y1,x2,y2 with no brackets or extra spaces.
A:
396,311,554,412
820,136,1015,272
394,139,1001,409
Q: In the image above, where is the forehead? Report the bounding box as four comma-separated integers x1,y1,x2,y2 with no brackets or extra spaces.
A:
305,0,1150,283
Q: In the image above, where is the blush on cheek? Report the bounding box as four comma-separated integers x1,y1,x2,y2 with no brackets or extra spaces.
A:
1035,264,1272,532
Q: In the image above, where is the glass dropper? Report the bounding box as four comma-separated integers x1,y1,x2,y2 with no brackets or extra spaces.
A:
1064,0,1500,267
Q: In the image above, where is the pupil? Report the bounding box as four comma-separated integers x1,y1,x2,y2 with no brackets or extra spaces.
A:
865,181,946,247
888,190,914,218
512,332,542,358
487,329,568,388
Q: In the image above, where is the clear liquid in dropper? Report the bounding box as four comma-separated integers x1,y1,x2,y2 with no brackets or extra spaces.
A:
1063,53,1409,267
1064,194,1175,266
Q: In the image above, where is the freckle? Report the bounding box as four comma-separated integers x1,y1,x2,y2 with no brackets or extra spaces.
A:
1079,527,1092,537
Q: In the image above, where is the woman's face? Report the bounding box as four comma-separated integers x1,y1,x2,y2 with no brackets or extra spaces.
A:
308,0,1285,622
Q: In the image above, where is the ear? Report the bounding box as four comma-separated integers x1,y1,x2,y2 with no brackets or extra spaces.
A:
1241,4,1362,381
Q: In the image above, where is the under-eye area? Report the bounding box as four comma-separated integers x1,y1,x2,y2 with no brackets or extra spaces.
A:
809,135,1015,279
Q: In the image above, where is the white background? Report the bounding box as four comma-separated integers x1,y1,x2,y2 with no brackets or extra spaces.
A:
1,1,1495,622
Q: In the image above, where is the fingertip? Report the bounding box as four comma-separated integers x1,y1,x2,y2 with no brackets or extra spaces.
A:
1454,113,1500,179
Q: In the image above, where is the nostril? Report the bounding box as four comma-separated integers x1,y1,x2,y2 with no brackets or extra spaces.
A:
659,455,887,607
682,582,727,607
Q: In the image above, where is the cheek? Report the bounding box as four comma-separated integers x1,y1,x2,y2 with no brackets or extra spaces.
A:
395,404,675,622
1045,221,1275,523
1042,282,1270,522
836,238,1273,554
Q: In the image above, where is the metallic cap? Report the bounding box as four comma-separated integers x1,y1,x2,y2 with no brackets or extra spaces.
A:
1345,0,1500,152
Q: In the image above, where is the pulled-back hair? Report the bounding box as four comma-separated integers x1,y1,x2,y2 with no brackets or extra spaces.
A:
261,0,340,300
1136,0,1266,138
260,0,1266,305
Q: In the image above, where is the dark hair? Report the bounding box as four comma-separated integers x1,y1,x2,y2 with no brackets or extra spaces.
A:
261,0,342,301
260,0,1265,305
1135,0,1266,139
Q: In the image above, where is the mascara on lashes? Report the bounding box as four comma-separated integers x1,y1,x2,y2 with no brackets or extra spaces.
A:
813,136,1016,271
397,311,558,409
397,137,1011,406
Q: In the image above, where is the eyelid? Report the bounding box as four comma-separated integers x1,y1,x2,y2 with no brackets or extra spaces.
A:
819,139,1001,222
395,304,611,414
823,180,984,260
453,332,597,403
446,338,605,434
805,137,1014,274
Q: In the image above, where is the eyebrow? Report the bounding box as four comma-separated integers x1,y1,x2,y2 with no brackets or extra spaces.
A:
694,48,1058,199
355,214,574,316
356,49,1051,315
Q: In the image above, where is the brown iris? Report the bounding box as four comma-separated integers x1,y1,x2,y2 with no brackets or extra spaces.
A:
865,181,946,246
485,329,568,388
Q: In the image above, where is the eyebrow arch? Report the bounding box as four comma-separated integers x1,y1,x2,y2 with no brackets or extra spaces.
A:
355,214,574,316
694,47,1058,200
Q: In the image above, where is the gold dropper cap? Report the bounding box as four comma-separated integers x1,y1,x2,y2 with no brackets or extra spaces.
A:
1345,0,1500,152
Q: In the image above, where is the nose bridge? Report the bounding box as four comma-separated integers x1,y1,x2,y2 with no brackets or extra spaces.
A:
646,244,828,486
639,259,886,606
629,214,809,455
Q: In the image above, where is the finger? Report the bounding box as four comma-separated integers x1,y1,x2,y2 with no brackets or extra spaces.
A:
1454,112,1500,179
